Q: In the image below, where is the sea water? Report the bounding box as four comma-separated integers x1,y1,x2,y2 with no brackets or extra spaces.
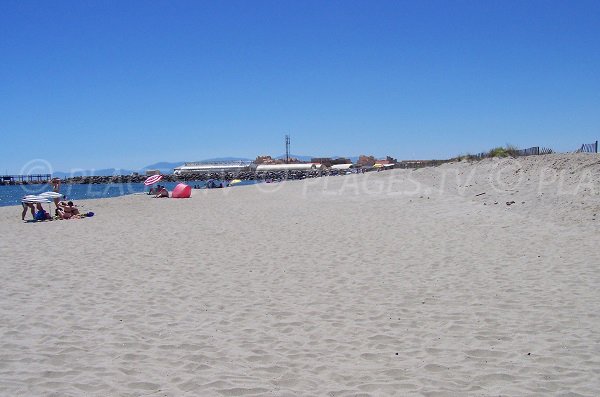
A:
0,180,258,207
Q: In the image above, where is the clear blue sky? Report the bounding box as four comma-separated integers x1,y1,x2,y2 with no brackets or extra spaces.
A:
1,0,599,173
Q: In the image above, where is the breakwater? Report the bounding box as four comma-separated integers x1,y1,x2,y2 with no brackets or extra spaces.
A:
0,169,366,186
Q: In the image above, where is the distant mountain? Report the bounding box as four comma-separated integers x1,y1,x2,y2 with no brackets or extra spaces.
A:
52,163,182,177
198,157,252,162
52,164,181,178
52,168,137,178
141,159,252,173
52,158,253,177
141,161,186,173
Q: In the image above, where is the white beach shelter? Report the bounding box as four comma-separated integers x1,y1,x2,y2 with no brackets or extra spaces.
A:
21,195,52,219
40,191,63,213
22,195,51,204
331,164,354,170
39,191,62,199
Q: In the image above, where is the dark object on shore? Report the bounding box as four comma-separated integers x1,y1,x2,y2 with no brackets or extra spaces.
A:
475,192,486,197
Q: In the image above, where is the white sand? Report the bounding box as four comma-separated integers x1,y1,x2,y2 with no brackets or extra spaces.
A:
1,153,599,396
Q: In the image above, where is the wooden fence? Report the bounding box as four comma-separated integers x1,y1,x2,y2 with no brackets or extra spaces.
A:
515,146,554,156
473,146,553,159
576,141,598,153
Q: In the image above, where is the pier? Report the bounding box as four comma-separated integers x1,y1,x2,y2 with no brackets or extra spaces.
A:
0,174,52,185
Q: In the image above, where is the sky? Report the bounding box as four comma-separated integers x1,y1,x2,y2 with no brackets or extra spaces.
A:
1,0,599,173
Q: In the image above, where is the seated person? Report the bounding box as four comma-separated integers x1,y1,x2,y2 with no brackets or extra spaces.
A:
55,207,70,220
154,187,169,198
66,201,80,216
58,201,80,218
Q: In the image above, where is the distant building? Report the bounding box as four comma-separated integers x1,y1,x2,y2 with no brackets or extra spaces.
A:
255,155,277,164
145,170,160,176
374,156,398,165
255,155,302,164
373,156,398,169
357,155,376,167
374,159,392,165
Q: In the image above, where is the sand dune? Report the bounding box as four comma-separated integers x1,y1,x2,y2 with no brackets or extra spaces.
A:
1,153,599,396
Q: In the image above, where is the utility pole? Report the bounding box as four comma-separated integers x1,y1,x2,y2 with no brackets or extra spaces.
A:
285,134,291,164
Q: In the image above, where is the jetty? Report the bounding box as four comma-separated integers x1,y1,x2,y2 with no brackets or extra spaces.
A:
0,174,51,185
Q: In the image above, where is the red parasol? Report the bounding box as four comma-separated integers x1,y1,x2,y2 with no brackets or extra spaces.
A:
144,174,163,186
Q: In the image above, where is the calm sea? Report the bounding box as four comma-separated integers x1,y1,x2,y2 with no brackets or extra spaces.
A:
0,180,258,207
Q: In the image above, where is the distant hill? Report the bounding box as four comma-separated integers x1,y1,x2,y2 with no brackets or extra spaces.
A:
141,161,186,172
52,162,184,177
52,168,137,178
197,157,253,163
52,158,253,177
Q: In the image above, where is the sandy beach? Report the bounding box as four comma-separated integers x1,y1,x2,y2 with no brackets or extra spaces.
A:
1,153,599,396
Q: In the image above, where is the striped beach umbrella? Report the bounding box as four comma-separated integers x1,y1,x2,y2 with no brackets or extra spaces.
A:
22,195,51,204
39,191,63,212
144,174,163,186
39,191,63,199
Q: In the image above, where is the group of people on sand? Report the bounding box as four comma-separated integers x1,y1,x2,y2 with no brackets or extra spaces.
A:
55,201,81,219
148,184,169,198
21,200,81,221
20,178,82,221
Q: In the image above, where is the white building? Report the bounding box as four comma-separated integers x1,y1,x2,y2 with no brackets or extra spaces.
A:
173,161,252,175
253,163,325,172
